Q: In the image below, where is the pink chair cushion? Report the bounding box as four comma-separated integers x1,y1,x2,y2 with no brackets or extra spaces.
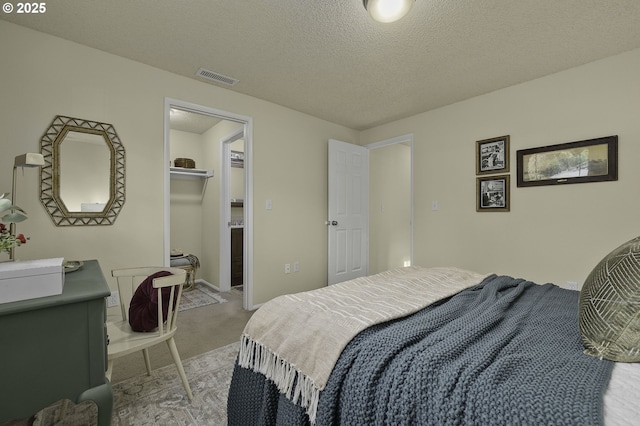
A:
129,271,175,332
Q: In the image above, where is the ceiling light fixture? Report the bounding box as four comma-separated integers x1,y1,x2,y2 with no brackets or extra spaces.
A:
363,0,415,23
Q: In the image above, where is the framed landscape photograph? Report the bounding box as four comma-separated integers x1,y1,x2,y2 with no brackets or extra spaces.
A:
476,135,510,175
477,175,510,212
516,136,618,187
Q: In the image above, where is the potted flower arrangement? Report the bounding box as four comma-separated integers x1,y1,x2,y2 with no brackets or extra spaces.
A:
0,192,29,257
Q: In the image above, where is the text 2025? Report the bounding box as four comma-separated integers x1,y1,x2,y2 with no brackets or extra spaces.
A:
17,2,46,13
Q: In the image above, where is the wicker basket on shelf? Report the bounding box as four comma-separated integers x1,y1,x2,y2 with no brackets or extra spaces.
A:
174,158,195,168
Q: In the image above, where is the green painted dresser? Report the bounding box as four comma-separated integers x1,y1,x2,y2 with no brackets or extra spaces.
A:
0,259,113,425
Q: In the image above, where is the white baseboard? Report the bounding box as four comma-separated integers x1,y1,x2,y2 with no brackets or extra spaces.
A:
195,278,219,291
195,280,254,307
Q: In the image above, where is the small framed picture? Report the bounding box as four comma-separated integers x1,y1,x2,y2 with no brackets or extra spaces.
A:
231,150,244,168
476,135,510,175
477,175,510,212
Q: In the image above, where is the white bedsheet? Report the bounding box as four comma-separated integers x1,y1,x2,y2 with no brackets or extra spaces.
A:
604,361,640,425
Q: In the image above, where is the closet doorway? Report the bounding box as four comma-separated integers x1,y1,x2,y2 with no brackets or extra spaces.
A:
366,134,413,274
163,98,254,310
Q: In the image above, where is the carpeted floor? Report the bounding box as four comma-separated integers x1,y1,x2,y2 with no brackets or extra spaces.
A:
30,342,240,425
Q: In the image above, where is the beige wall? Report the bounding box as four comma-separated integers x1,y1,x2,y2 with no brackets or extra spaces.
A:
3,20,639,305
361,48,640,288
0,21,359,306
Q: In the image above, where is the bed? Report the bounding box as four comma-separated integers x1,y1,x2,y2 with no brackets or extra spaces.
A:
227,239,640,425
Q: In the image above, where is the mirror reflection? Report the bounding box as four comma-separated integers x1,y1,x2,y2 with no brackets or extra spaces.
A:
59,131,111,213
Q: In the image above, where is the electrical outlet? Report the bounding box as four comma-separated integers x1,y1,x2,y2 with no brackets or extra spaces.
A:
566,281,578,291
284,263,291,274
106,291,120,307
293,261,300,272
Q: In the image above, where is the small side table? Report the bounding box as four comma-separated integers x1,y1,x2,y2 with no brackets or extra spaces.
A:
0,259,113,426
170,254,200,291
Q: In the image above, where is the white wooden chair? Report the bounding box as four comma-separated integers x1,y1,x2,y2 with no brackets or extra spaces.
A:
106,267,193,401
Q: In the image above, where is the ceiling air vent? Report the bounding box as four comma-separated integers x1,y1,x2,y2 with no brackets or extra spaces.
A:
196,68,239,86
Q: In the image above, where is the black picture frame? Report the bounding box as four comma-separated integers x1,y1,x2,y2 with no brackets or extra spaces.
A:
476,175,510,212
231,150,244,168
476,135,510,175
516,136,618,187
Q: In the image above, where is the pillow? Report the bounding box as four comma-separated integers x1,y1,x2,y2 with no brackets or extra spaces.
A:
579,236,640,362
129,271,176,332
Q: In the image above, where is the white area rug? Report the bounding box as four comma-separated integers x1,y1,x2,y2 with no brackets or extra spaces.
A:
179,283,227,312
30,342,239,425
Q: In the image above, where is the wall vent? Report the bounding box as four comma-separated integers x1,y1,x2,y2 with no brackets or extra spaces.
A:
196,68,239,86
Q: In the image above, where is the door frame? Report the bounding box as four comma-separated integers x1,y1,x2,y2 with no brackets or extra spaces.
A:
219,127,244,294
163,97,254,310
365,133,414,268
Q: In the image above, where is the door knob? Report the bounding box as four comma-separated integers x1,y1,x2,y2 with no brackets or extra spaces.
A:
326,220,338,226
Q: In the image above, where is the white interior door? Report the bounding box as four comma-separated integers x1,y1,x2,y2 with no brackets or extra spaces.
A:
328,139,369,285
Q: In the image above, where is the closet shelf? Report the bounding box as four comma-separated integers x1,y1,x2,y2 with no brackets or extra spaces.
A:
170,167,214,179
170,167,213,201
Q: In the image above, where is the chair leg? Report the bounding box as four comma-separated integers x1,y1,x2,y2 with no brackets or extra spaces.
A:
166,337,194,401
105,360,114,381
142,348,152,375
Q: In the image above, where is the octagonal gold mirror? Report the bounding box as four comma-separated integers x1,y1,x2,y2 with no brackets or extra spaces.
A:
40,116,126,226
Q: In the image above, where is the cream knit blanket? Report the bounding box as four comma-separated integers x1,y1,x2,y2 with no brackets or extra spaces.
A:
238,266,488,422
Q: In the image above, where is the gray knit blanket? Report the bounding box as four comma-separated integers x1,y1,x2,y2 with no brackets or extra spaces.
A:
237,266,487,421
228,275,614,425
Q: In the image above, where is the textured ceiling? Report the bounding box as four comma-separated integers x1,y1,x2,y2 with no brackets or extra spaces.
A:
3,0,640,130
169,107,222,135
